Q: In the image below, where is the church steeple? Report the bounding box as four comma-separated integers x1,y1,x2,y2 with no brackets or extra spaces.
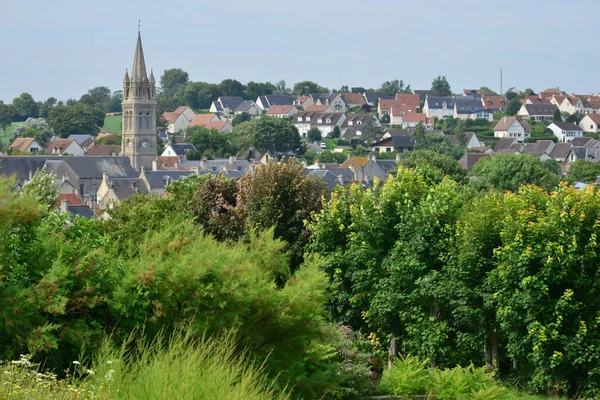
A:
131,32,148,81
123,69,130,83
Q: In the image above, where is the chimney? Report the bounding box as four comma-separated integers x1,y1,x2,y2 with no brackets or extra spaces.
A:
28,170,33,180
152,160,158,171
110,183,115,189
174,161,179,170
60,199,69,213
179,154,184,163
140,166,145,177
102,170,108,185
337,173,344,185
229,155,237,164
129,181,137,192
395,152,402,162
349,165,356,180
200,158,207,171
368,154,376,162
63,170,68,183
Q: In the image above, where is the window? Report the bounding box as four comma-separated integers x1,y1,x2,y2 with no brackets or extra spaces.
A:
386,147,391,152
79,184,84,196
326,119,331,123
357,121,362,125
317,119,322,123
297,117,302,122
138,114,142,129
349,121,353,126
306,117,311,122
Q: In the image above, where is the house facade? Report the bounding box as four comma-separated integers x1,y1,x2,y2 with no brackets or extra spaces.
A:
45,138,85,156
10,138,43,154
423,97,456,119
517,104,558,122
579,114,600,133
162,106,196,133
548,122,584,142
293,112,346,137
493,116,532,142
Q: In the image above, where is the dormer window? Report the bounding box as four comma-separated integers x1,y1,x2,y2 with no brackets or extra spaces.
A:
357,121,362,125
442,102,447,109
488,101,492,105
306,117,311,121
297,117,302,122
349,121,354,126
326,119,331,123
318,119,322,123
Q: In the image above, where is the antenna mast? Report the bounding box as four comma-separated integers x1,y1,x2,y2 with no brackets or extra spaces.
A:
500,68,503,95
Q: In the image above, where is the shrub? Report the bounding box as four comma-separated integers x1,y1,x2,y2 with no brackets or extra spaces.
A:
379,354,431,396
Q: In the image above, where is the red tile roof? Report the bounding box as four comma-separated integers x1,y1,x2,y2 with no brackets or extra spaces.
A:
266,105,295,115
56,193,83,207
46,138,76,155
394,94,420,108
203,121,230,131
189,114,219,127
305,104,331,112
482,96,508,110
340,93,366,106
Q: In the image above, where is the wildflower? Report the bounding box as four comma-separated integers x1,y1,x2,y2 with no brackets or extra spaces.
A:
106,360,114,365
3,371,10,375
72,361,81,365
86,369,95,375
105,369,115,381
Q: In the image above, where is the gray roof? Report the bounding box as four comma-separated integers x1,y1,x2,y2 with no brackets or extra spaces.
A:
524,104,558,116
219,97,244,110
109,177,149,199
364,91,394,103
0,156,54,182
426,97,457,109
143,170,196,189
68,135,94,147
235,100,257,113
294,112,345,126
414,89,439,101
552,122,583,131
454,98,485,113
371,136,414,149
341,114,375,127
68,205,95,219
573,147,589,160
60,157,137,179
169,143,196,156
260,95,294,108
375,159,397,173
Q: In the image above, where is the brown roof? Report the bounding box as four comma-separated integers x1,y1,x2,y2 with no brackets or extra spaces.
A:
493,116,531,133
157,156,179,169
46,138,76,155
56,193,83,207
494,138,521,151
380,99,417,113
341,156,368,170
296,96,310,105
266,105,295,115
584,113,600,124
305,104,331,112
190,114,219,127
203,121,230,131
85,145,121,156
402,113,433,125
459,152,490,170
549,142,572,160
526,96,551,104
394,94,420,108
162,112,179,124
340,93,366,106
482,95,508,110
10,137,40,152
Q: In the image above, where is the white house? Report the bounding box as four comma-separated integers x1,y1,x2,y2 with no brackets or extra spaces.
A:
293,111,346,137
548,122,583,142
234,100,262,115
161,143,197,158
423,97,456,119
45,138,85,156
162,106,196,133
256,95,294,111
9,137,43,153
493,116,532,142
266,105,298,118
401,113,434,129
209,97,244,115
579,114,600,133
310,93,347,113
517,104,558,122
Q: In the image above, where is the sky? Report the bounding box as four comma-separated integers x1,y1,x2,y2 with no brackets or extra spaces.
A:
1,0,598,103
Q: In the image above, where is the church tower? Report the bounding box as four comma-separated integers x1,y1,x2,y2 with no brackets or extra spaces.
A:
121,32,157,170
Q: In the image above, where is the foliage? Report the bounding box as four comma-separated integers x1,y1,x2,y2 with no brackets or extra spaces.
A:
379,355,431,395
506,98,522,115
0,101,15,134
553,108,563,122
317,150,347,164
400,149,467,184
566,113,584,124
307,126,322,142
47,103,105,137
232,111,252,126
12,93,39,121
253,116,301,154
21,167,59,209
567,160,600,183
431,75,452,96
361,120,386,144
186,125,237,159
293,81,328,95
414,132,463,160
101,114,122,134
159,68,190,98
94,133,122,145
331,125,341,139
12,118,55,144
469,154,560,192
380,113,390,124
379,79,411,96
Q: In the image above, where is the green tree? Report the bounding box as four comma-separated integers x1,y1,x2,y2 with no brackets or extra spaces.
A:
331,125,341,139
186,125,237,158
469,154,560,192
566,113,583,124
522,88,536,97
12,118,54,144
0,102,14,134
21,167,59,209
379,79,411,96
219,78,245,97
506,92,519,101
47,103,105,137
274,79,292,96
567,160,600,183
253,117,301,153
244,81,276,100
399,149,467,184
362,120,386,144
454,119,467,146
506,98,522,115
85,86,112,111
479,86,497,95
553,108,563,122
232,111,252,126
159,68,189,98
95,134,121,145
293,81,327,95
307,126,322,142
380,113,390,124
431,76,452,96
12,93,39,121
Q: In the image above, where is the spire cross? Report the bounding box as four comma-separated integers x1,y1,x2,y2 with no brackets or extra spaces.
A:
138,20,140,33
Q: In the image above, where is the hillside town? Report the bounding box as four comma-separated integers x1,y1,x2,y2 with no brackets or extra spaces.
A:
1,33,599,221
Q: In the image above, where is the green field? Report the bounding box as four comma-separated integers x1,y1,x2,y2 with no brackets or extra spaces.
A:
101,114,122,134
0,122,24,145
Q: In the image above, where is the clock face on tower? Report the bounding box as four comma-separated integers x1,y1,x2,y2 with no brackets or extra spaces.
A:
142,141,148,148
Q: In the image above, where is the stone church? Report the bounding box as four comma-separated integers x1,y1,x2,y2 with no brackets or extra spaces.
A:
121,32,158,170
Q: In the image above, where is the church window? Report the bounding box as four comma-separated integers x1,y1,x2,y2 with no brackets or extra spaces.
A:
146,113,150,129
139,113,143,129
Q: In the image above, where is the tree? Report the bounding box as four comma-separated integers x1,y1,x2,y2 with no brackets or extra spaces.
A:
522,88,536,97
307,127,322,142
411,122,427,145
12,118,54,144
232,112,251,126
506,98,522,115
274,80,292,96
253,117,301,153
362,120,386,144
379,80,411,96
380,113,390,124
506,92,519,101
351,87,366,93
469,154,560,192
553,108,563,122
95,134,121,145
21,167,59,209
567,160,600,183
293,81,327,96
399,149,467,184
86,86,112,111
47,103,105,137
0,102,14,134
244,81,276,100
159,68,189,98
454,119,467,146
186,125,237,159
12,93,39,121
331,125,341,139
431,76,452,96
219,79,245,97
479,86,498,95
566,113,583,124
414,133,463,160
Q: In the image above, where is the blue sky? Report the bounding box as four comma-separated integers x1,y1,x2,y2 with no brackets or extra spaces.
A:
1,0,597,102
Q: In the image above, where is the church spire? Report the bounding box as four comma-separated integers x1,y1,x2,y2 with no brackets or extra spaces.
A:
131,32,148,81
123,68,130,83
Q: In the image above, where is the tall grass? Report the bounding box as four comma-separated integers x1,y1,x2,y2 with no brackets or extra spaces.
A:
1,329,289,400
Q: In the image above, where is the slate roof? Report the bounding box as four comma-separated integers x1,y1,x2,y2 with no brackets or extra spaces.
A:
235,100,258,113
571,137,597,147
85,145,121,156
426,97,456,109
306,169,344,190
0,156,56,181
67,206,95,219
552,122,583,131
523,104,558,116
414,89,438,102
549,142,572,160
60,157,136,179
258,95,294,108
68,134,94,148
143,170,196,189
459,153,490,170
494,138,521,151
364,91,394,104
294,112,345,126
375,159,397,173
523,140,554,156
169,143,196,156
340,93,367,106
385,128,413,137
341,114,375,127
109,177,149,199
455,98,485,113
219,97,244,110
370,136,414,150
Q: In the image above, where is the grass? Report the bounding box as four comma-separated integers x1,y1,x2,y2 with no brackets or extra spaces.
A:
0,329,289,400
101,114,122,134
0,122,24,145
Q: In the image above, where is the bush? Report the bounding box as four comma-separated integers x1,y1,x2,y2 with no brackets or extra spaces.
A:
379,355,431,396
